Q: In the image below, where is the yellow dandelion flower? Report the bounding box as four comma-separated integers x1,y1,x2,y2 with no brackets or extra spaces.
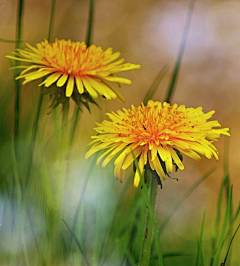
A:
85,100,230,187
6,39,140,107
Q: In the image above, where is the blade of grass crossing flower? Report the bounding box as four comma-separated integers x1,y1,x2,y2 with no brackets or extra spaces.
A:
48,0,56,42
143,65,168,106
158,167,216,236
86,0,95,47
165,0,195,104
62,218,91,266
195,210,206,266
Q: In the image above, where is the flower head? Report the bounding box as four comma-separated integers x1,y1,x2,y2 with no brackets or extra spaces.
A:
85,100,230,187
6,39,140,108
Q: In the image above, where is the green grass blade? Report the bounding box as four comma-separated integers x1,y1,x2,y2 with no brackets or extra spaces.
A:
86,0,95,47
212,186,232,266
143,65,168,105
221,224,240,266
159,167,216,235
48,0,56,42
62,218,91,266
165,0,195,103
196,210,206,266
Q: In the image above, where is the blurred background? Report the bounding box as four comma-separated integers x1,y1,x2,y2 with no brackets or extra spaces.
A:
0,0,240,265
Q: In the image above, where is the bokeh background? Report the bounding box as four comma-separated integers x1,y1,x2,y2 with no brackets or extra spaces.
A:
1,0,240,265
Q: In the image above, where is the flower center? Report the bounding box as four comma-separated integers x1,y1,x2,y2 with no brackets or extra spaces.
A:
39,40,107,76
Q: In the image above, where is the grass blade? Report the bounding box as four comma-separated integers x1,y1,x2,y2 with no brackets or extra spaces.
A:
221,224,240,266
165,0,195,103
196,210,206,266
86,0,95,47
62,218,91,266
143,65,168,105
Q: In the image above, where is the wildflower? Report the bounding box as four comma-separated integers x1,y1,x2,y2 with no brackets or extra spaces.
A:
6,39,140,108
85,100,230,187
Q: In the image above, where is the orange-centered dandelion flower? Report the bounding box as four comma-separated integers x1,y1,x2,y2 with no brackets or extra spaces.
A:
6,39,140,105
85,100,230,187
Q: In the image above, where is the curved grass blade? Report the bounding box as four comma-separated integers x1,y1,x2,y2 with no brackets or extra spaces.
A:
165,0,195,104
221,224,240,266
143,65,168,106
62,218,91,266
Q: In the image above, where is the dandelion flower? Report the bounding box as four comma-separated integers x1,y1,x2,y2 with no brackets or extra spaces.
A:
85,100,230,187
6,39,140,108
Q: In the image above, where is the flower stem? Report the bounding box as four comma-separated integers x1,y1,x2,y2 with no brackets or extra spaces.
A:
139,172,163,266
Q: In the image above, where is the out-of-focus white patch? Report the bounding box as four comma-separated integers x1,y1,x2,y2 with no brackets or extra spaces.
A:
0,196,46,254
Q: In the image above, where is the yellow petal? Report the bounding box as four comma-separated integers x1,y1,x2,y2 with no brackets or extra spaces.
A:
82,77,98,98
40,72,61,87
75,76,84,94
66,75,74,97
57,73,68,87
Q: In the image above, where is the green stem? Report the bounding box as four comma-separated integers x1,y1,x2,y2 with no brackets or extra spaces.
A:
165,0,195,104
139,174,159,266
86,0,95,47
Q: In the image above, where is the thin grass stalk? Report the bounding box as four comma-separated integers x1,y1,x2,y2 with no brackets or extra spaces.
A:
143,65,168,106
48,0,55,42
212,187,232,266
86,0,95,47
221,224,240,266
196,210,206,266
69,153,98,252
93,202,100,266
165,0,195,104
14,0,24,157
62,218,91,266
